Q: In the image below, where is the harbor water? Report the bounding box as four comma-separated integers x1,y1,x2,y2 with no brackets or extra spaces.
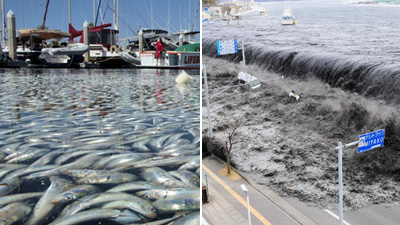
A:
0,68,200,224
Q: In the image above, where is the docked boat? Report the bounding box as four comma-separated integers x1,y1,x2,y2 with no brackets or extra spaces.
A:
121,30,200,69
44,43,89,56
3,29,84,67
138,42,200,69
69,23,128,68
282,0,295,25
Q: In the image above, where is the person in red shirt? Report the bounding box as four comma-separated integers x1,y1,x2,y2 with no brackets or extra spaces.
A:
155,38,164,66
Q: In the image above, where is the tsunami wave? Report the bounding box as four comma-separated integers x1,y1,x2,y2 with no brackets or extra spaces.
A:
203,38,400,105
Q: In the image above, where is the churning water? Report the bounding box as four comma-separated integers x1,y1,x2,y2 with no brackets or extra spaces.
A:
203,0,400,104
0,68,200,224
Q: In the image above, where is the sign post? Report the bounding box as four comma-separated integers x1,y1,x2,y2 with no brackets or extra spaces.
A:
335,129,385,225
241,184,251,225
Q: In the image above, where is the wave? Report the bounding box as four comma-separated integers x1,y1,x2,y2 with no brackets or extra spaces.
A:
202,38,400,105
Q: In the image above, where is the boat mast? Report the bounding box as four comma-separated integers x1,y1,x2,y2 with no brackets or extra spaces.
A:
68,0,71,24
188,0,190,31
1,0,5,46
93,0,95,23
151,0,153,29
40,0,50,29
116,0,119,30
167,0,170,33
113,0,116,29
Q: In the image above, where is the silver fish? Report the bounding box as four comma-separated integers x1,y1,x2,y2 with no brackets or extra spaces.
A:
49,209,121,225
0,192,43,206
152,196,200,214
101,199,157,219
26,177,75,225
169,170,200,187
0,202,31,225
136,188,200,201
106,181,164,193
52,184,100,204
172,212,200,225
58,192,146,218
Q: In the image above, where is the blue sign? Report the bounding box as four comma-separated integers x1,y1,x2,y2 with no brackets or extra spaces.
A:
358,129,385,153
217,39,238,55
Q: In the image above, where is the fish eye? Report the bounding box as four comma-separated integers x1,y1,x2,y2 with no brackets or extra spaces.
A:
144,195,149,199
150,207,155,211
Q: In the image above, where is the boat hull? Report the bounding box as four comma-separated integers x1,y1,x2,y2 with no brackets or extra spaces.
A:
139,51,200,69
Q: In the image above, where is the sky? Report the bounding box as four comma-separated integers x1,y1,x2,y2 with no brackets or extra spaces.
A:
2,0,200,39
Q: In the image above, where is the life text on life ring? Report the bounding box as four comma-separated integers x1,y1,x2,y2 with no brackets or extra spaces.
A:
110,45,118,53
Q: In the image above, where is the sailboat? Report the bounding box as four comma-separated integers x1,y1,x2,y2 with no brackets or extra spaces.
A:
282,0,295,25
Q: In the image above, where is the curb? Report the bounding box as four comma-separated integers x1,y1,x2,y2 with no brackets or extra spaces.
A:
211,155,319,225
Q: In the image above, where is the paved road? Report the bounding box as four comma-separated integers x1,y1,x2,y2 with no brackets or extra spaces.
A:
202,156,400,225
202,156,316,225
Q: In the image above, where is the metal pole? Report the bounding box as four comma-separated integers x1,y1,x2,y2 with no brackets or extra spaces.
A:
116,0,119,30
93,0,95,24
338,142,343,225
203,65,212,137
113,0,116,29
1,0,5,46
204,174,209,197
242,41,246,73
151,0,153,29
68,0,71,24
246,193,252,225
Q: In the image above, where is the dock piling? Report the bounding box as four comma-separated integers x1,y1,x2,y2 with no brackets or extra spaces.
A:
179,34,184,46
7,10,16,61
83,21,90,62
139,30,143,58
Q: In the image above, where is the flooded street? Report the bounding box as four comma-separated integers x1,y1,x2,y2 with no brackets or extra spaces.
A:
0,68,200,224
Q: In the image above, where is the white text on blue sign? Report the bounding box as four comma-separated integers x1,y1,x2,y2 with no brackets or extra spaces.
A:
358,129,385,153
217,39,238,55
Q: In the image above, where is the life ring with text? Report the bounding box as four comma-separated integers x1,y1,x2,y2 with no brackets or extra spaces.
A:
110,45,118,53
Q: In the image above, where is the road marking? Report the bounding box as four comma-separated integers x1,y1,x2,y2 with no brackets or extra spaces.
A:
202,216,210,225
203,164,272,225
324,209,352,225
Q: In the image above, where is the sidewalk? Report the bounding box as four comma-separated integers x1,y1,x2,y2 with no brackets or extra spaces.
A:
202,156,316,225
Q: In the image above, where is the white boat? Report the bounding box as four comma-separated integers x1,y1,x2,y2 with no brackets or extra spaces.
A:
44,43,89,56
120,51,141,65
282,0,295,25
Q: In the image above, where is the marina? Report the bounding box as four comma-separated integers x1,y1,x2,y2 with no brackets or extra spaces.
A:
0,0,200,69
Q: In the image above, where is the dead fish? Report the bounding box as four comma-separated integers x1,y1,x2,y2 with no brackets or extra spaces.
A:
0,202,32,225
152,197,200,214
101,199,157,219
169,170,200,187
0,192,43,206
49,209,121,225
26,177,75,225
52,184,100,204
106,181,164,193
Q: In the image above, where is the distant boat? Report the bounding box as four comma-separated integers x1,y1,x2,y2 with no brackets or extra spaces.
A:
282,0,295,25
